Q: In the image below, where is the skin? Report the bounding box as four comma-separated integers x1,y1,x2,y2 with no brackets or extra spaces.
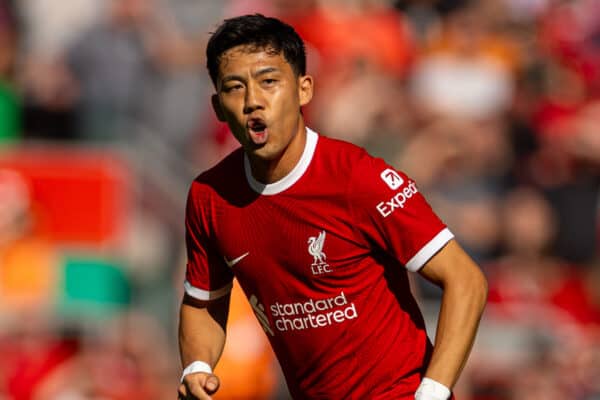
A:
178,295,229,400
418,240,488,390
211,45,314,184
179,45,487,399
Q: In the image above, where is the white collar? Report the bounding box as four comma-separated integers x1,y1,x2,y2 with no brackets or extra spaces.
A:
244,127,318,195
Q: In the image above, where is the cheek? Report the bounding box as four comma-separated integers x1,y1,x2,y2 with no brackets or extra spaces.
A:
274,90,300,117
220,100,243,121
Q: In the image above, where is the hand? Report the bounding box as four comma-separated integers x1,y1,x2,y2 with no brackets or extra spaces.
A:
178,372,220,400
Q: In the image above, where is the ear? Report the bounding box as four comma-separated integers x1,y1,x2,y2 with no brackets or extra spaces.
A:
211,94,226,122
298,75,314,107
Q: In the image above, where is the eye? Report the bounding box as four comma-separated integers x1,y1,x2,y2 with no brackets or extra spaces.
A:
262,78,277,86
223,83,243,93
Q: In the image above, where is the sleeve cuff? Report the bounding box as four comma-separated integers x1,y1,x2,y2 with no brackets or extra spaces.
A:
405,228,454,272
184,280,233,301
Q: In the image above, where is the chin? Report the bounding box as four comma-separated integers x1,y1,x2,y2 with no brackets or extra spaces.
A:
249,145,281,161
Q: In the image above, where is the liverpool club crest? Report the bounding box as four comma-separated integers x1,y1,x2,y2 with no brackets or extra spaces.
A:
308,230,331,275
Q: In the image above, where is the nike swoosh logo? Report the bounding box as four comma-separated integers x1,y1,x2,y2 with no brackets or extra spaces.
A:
224,252,249,268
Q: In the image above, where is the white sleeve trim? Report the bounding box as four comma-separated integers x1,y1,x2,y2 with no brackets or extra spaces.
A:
405,228,454,272
184,280,233,301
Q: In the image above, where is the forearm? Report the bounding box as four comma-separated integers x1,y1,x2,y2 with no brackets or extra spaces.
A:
178,295,229,369
424,270,487,389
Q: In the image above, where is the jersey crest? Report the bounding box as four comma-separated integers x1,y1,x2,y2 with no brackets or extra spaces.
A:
308,230,331,275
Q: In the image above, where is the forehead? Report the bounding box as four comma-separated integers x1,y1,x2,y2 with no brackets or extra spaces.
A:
217,45,291,76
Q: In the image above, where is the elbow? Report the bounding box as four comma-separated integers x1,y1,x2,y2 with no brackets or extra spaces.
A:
471,268,488,313
450,265,488,314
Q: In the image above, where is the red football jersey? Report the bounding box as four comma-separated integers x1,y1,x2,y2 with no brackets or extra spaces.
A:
185,128,454,399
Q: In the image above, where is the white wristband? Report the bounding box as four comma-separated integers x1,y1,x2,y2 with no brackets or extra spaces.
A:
180,361,213,383
415,377,451,400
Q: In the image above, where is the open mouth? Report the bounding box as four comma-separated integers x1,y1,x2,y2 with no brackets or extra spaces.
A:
248,119,268,145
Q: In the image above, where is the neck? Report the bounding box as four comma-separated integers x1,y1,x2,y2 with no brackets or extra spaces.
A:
248,124,307,184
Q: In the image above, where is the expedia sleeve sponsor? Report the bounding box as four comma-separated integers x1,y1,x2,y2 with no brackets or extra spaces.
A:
350,154,450,272
375,180,419,218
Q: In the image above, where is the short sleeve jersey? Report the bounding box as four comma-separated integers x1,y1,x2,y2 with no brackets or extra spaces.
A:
185,128,454,399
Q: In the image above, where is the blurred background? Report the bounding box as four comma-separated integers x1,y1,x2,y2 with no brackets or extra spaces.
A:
0,0,598,398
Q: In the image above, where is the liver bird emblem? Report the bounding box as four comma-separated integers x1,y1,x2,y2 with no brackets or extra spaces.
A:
308,230,327,265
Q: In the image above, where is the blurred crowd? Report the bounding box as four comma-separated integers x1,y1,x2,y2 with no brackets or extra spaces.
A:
0,0,598,399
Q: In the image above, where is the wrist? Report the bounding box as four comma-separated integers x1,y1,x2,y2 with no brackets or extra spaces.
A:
415,377,451,400
181,360,213,382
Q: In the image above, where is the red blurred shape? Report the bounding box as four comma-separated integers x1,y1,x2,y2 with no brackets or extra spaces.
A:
0,147,131,247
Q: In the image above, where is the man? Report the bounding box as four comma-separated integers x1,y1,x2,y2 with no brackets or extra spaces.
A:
178,14,487,400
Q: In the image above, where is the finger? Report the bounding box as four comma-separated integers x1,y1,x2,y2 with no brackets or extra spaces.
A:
204,374,220,394
185,378,213,400
178,383,188,399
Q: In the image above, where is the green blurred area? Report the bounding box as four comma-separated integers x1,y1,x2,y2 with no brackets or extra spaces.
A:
57,256,131,320
0,82,20,143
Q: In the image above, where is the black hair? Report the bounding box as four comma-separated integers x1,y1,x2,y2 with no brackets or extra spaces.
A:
206,14,306,86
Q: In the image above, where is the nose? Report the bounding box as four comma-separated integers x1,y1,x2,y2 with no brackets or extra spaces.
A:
243,82,264,114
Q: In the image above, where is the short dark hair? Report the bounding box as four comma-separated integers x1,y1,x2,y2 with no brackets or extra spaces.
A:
206,14,307,86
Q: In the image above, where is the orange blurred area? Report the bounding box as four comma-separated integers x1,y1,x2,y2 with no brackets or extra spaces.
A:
0,236,58,310
214,281,279,399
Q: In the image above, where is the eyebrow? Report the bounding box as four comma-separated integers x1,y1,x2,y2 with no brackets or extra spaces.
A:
221,67,281,84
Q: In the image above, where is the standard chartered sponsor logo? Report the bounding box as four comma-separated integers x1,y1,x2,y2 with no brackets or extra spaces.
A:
270,291,358,332
376,180,418,218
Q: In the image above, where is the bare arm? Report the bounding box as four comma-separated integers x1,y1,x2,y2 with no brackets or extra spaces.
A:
417,239,488,393
178,293,230,399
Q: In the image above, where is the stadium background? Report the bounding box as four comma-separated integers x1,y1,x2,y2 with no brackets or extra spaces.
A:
0,0,598,398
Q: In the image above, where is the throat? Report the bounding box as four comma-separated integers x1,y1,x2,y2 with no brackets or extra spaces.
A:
247,154,289,184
